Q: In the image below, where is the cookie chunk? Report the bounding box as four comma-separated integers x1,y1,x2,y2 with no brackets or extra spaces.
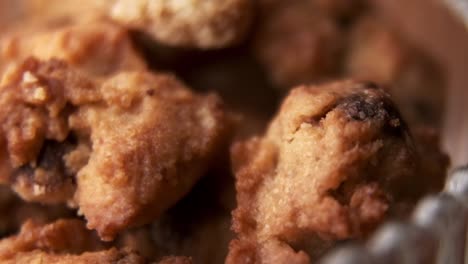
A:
227,80,447,263
109,0,253,49
0,58,231,240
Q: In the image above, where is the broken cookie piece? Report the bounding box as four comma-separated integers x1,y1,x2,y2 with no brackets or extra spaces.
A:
109,0,253,49
226,80,447,263
0,58,231,240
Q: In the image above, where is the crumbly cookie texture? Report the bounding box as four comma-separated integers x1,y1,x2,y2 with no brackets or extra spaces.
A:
109,0,253,49
227,80,447,263
0,58,231,240
0,18,146,79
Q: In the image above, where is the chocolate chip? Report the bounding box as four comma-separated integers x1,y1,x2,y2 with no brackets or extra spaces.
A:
12,134,77,186
336,92,407,137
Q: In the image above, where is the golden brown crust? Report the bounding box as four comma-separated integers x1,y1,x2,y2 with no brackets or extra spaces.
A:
74,72,231,240
0,58,232,239
109,0,253,49
227,80,447,263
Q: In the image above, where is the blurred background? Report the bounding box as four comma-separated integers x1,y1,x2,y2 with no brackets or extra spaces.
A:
374,0,468,169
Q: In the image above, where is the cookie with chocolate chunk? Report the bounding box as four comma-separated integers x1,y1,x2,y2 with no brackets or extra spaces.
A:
227,80,447,264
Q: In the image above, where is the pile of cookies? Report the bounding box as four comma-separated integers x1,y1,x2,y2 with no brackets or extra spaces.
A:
0,0,449,263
